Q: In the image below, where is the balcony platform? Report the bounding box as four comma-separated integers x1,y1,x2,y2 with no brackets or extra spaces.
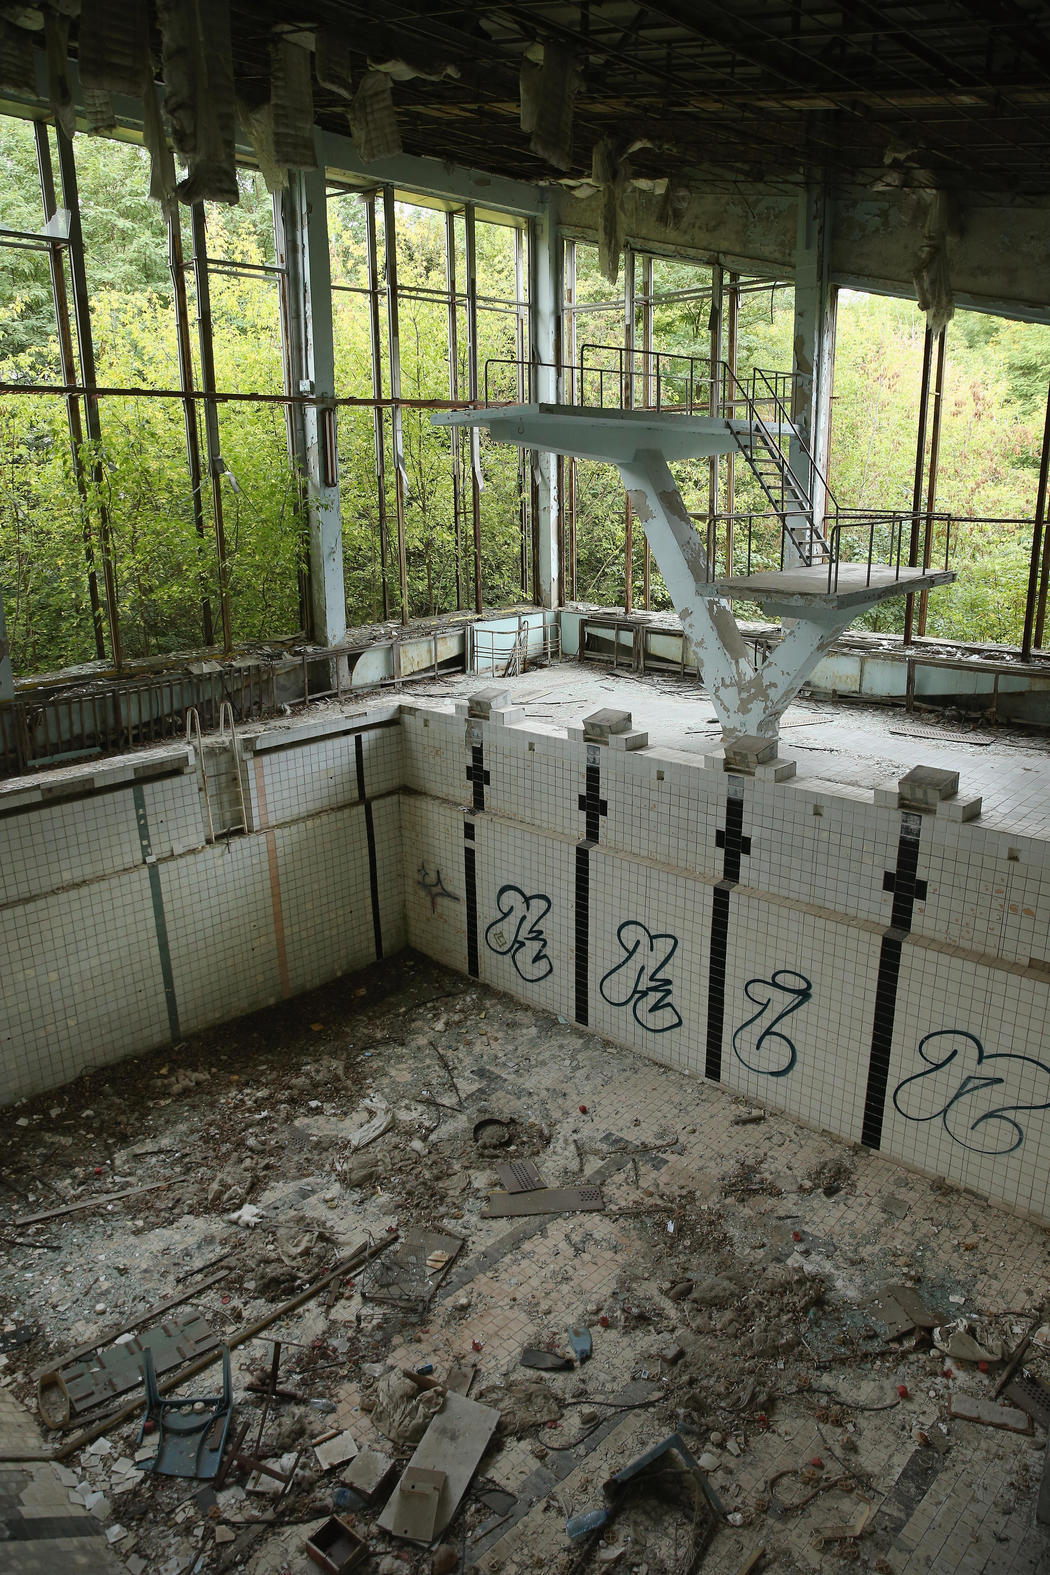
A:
713,562,955,614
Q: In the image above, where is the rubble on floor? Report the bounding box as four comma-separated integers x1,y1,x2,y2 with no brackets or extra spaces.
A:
0,952,1047,1574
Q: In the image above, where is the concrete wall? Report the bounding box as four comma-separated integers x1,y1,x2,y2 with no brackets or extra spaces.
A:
5,697,1050,1223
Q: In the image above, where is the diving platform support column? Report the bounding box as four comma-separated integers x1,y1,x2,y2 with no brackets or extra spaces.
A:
620,449,859,742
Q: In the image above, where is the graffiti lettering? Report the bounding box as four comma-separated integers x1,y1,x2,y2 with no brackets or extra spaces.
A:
732,970,812,1077
599,922,682,1033
892,1030,1050,1156
485,885,553,982
417,865,460,914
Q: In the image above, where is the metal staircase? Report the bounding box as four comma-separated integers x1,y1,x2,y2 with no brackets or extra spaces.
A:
723,365,833,567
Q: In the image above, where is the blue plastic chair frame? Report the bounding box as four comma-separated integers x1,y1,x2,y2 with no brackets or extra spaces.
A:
136,1344,233,1480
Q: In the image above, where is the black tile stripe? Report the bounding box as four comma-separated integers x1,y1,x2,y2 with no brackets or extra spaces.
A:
574,749,607,1027
464,831,479,976
861,811,925,1150
574,842,591,1025
704,778,750,1082
355,734,383,961
463,729,486,978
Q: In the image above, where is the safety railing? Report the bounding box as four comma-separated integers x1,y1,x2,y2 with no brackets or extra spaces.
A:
696,508,954,592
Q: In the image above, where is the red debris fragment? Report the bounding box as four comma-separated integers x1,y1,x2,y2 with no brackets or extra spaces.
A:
897,1384,910,1398
978,1360,990,1373
598,1315,610,1329
579,1105,588,1114
810,1456,824,1469
791,1231,802,1242
472,1339,483,1352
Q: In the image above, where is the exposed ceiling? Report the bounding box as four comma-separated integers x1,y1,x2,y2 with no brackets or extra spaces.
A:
206,1,1050,201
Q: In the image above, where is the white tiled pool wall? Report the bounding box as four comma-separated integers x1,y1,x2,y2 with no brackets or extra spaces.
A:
0,713,405,1106
399,704,1050,1222
4,698,1050,1221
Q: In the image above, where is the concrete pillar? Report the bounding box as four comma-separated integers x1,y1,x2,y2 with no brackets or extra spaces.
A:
279,164,346,648
0,587,12,700
790,178,836,533
531,195,560,608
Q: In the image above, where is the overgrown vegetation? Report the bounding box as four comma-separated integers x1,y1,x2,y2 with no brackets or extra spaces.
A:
1,116,1049,676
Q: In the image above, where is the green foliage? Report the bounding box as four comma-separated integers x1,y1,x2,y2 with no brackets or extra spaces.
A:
3,111,1050,675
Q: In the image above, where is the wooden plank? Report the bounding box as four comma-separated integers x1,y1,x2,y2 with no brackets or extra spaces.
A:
54,1236,395,1461
10,1178,187,1227
378,1392,500,1544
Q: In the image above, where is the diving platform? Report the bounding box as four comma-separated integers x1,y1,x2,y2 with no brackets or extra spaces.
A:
433,401,955,753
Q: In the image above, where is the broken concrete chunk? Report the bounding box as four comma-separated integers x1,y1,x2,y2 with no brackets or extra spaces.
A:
582,707,632,742
467,687,510,719
949,1392,1032,1433
934,1320,1003,1363
345,1447,396,1501
898,764,959,807
313,1428,359,1471
723,733,778,770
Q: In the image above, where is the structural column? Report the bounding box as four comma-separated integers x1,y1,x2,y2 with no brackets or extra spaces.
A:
790,177,836,535
279,165,346,648
530,194,560,608
0,589,12,700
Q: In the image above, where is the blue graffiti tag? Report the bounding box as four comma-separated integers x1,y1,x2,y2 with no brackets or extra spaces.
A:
599,922,682,1033
485,885,553,982
732,970,813,1077
892,1030,1050,1156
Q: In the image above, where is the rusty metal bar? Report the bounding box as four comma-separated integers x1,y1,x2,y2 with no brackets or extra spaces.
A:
1023,382,1050,659
167,208,215,647
444,209,464,611
189,203,233,654
464,202,483,614
55,127,122,668
725,270,739,575
903,323,934,646
623,248,635,614
514,223,530,600
365,196,392,621
641,254,653,605
382,186,410,624
272,190,311,638
916,325,947,639
34,123,106,662
564,239,577,602
708,262,723,539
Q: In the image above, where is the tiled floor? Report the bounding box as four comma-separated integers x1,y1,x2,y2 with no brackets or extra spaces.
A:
2,951,1048,1574
0,1389,122,1574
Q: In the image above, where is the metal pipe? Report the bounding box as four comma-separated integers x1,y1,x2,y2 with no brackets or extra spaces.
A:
642,254,653,605
167,208,215,647
725,270,739,574
514,223,529,600
272,188,311,638
382,186,410,624
445,209,463,610
708,262,723,543
33,123,105,661
189,203,233,653
366,196,391,619
916,326,947,639
1022,382,1050,658
623,248,635,613
54,127,122,668
464,202,483,614
903,323,934,646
